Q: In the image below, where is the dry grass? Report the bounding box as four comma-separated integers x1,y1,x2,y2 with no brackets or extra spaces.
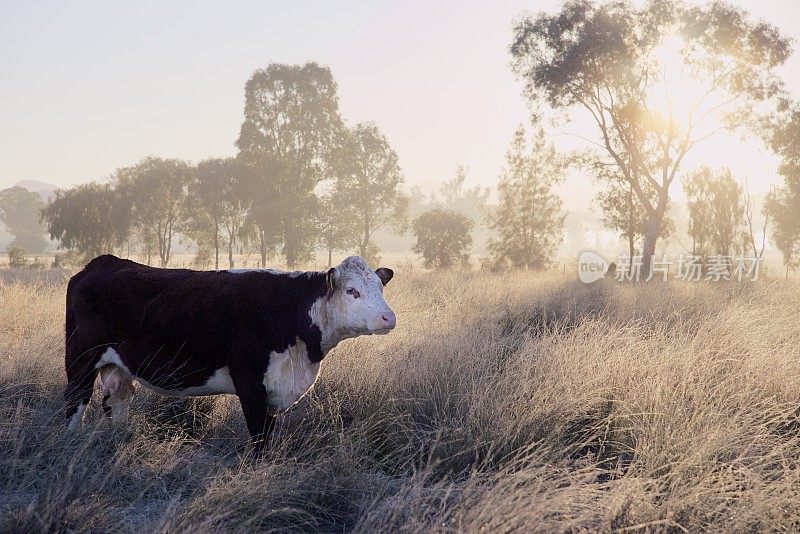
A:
2,270,800,533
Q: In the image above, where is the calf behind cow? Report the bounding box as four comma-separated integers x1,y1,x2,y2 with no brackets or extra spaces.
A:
64,255,396,453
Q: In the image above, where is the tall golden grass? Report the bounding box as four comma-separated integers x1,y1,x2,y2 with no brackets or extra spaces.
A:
2,270,800,532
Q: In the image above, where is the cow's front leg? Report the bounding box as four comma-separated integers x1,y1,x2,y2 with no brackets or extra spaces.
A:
231,371,275,457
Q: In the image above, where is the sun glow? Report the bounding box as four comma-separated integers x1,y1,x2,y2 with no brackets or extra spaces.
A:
648,34,699,128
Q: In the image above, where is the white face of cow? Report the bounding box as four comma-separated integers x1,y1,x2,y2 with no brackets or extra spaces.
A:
323,256,396,342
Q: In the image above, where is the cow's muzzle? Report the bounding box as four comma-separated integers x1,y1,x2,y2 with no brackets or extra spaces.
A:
370,310,396,334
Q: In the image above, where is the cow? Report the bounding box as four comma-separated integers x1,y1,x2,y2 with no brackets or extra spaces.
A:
63,254,396,454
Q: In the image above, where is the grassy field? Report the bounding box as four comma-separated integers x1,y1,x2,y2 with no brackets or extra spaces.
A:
2,269,800,532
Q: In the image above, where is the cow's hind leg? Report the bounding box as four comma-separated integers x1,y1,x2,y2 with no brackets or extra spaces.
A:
64,333,103,430
64,355,99,430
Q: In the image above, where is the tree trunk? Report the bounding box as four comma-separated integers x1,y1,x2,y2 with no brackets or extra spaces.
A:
359,229,368,257
284,222,298,269
214,222,220,270
328,245,332,268
162,238,170,267
259,228,267,268
641,211,664,281
628,233,635,275
158,234,167,268
228,234,235,269
360,212,370,258
285,239,297,269
627,187,635,274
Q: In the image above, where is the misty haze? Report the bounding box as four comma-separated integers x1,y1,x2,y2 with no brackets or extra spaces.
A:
2,1,800,532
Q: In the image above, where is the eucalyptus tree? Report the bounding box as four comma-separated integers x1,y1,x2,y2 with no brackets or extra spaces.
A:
41,182,131,259
766,104,800,277
331,122,408,264
511,0,791,275
115,157,193,267
683,167,745,257
188,157,249,269
413,208,473,269
487,125,566,270
0,186,47,252
237,62,343,268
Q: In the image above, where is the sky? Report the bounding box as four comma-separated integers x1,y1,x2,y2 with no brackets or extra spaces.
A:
1,0,800,210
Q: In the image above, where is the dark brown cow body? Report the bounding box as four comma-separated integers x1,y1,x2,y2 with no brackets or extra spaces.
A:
64,254,395,453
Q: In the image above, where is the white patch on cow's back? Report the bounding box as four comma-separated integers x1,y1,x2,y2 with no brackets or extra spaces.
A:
263,337,321,412
95,347,236,397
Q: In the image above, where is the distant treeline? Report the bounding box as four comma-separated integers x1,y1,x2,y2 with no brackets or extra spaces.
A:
3,63,565,271
3,0,800,275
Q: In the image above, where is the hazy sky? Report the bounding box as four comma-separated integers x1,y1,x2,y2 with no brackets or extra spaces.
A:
2,0,800,206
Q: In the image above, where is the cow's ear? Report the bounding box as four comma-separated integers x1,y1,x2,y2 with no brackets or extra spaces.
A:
375,267,394,286
326,267,339,292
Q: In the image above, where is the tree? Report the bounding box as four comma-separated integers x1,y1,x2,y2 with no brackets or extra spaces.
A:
511,0,791,275
765,186,800,277
318,189,357,268
7,247,27,268
187,158,248,269
0,186,47,252
488,125,566,270
412,208,473,268
766,103,800,277
683,171,713,255
433,165,491,253
594,164,671,265
743,178,769,261
115,157,193,267
683,167,745,257
239,157,280,268
136,227,158,266
437,165,491,223
236,62,343,268
41,182,131,259
332,122,408,264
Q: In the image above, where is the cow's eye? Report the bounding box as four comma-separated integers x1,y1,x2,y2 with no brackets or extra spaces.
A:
346,288,360,298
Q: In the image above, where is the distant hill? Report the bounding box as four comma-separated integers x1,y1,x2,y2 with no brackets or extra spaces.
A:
13,180,59,201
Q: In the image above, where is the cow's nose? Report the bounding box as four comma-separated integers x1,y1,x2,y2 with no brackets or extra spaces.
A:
382,311,397,329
